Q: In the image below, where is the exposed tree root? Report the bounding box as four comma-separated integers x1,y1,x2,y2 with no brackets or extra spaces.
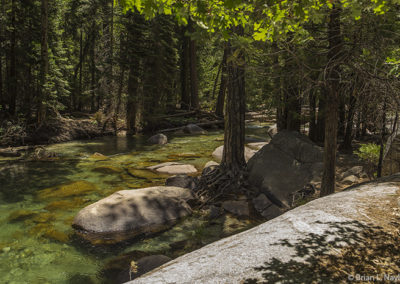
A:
194,165,253,208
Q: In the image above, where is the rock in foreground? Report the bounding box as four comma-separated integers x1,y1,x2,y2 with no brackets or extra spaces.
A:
247,130,323,208
73,186,194,243
126,174,400,284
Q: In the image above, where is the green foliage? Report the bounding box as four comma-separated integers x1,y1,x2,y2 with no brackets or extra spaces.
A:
355,143,381,165
355,143,383,179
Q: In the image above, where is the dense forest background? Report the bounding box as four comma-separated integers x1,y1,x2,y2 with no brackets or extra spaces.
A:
0,0,399,134
1,0,400,194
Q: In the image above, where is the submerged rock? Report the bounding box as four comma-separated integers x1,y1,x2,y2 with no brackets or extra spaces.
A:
37,180,97,199
92,166,122,174
45,198,88,211
147,162,197,175
73,186,194,243
8,210,37,223
28,222,69,243
89,152,108,160
148,134,168,145
183,124,206,135
126,168,166,180
212,146,256,163
247,130,323,208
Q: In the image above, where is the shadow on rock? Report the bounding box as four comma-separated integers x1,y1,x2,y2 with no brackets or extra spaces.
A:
244,220,400,284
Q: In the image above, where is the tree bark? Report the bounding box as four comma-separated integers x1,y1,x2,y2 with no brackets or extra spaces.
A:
316,94,326,142
215,46,228,117
321,4,342,197
37,0,49,124
0,47,3,112
0,0,4,111
286,86,301,132
377,100,387,178
338,97,346,137
189,21,199,110
180,27,190,109
90,21,96,112
78,26,83,111
342,91,357,149
309,91,317,141
8,0,17,116
211,55,222,100
113,36,125,134
221,27,246,174
126,67,142,134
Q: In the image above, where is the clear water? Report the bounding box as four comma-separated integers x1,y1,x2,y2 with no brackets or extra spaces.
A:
0,125,270,284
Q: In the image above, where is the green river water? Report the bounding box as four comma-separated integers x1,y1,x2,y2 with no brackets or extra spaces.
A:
0,126,269,284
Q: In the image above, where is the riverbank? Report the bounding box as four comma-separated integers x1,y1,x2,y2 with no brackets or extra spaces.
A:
127,174,400,283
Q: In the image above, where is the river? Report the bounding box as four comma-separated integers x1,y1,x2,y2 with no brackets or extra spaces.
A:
0,125,269,284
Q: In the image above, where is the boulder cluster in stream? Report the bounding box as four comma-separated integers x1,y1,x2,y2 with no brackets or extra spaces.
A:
72,130,327,245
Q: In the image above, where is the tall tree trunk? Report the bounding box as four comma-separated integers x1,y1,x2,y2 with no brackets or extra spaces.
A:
189,21,199,110
180,27,190,109
0,49,3,112
113,37,125,134
114,68,125,134
221,27,246,175
286,86,301,132
8,0,17,116
309,91,317,141
377,100,387,178
215,46,228,117
126,68,142,134
211,55,223,100
37,0,49,124
91,22,96,112
342,91,357,149
361,104,367,136
0,0,4,111
321,4,342,196
275,50,285,132
108,0,114,113
338,97,346,137
78,27,83,111
316,94,326,142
